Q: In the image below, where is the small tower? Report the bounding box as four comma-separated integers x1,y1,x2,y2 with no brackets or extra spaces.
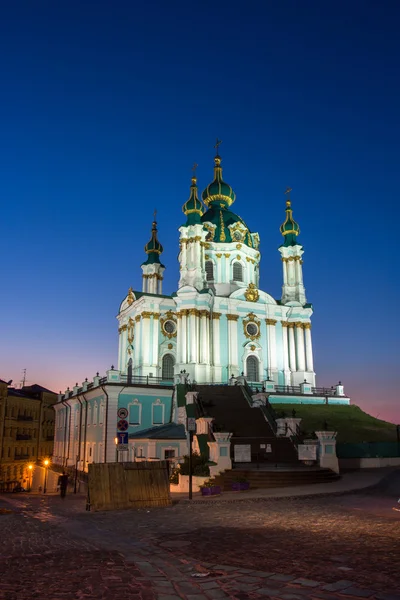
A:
178,168,208,291
278,190,306,305
141,215,165,294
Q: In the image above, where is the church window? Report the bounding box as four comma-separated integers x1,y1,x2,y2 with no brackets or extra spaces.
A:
233,262,243,281
246,322,259,337
205,261,214,281
246,355,259,382
129,402,141,425
164,320,176,335
152,402,164,425
162,354,175,380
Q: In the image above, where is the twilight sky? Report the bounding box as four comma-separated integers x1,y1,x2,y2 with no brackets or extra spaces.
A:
0,1,398,422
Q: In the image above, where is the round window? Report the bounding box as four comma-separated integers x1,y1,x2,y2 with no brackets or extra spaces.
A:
164,320,176,335
233,231,242,241
246,322,259,337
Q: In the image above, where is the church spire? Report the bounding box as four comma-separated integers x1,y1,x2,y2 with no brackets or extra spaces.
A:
201,140,236,209
280,188,300,247
142,211,164,265
182,164,203,225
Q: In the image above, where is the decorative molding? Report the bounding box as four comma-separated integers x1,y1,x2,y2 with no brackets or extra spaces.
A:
244,283,259,303
287,322,295,328
118,325,127,333
212,312,222,320
295,321,304,328
281,321,289,327
236,243,242,250
141,311,152,319
205,254,210,260
216,253,222,258
224,253,230,258
226,314,239,321
153,313,160,320
266,319,277,326
168,343,173,349
127,318,134,344
134,315,141,322
160,310,177,338
250,344,256,351
127,287,135,305
243,312,261,341
236,254,241,260
188,308,200,317
199,310,210,318
303,322,312,330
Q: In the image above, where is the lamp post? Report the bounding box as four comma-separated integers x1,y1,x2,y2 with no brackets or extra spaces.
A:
43,459,49,494
114,437,118,463
27,464,33,492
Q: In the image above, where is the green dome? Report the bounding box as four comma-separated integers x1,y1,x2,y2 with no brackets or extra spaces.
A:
201,155,236,209
182,176,203,225
201,206,254,247
142,219,164,265
280,200,300,247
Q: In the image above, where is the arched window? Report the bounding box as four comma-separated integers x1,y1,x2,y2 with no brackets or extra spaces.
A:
233,262,243,282
205,261,214,281
162,354,175,381
246,355,259,382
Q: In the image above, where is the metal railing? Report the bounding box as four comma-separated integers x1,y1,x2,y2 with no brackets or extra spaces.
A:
242,382,278,435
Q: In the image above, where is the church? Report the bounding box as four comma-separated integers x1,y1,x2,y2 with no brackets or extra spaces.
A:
118,147,315,387
53,146,349,471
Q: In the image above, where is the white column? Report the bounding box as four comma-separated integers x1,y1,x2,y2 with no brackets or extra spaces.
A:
152,315,159,368
212,313,221,366
295,323,306,371
227,315,239,373
189,310,198,363
266,319,277,378
204,314,210,364
288,324,296,371
142,275,147,292
135,316,142,369
181,311,188,364
199,312,207,363
287,258,295,286
282,258,288,285
304,324,314,372
282,323,290,377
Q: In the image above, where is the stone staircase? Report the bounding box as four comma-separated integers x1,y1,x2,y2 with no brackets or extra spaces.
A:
211,467,340,490
195,385,298,464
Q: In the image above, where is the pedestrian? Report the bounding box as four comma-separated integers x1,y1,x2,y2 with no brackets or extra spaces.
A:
58,471,69,498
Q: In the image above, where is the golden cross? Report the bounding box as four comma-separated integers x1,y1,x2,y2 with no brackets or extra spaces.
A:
153,208,157,220
192,163,198,177
214,138,222,155
285,187,292,199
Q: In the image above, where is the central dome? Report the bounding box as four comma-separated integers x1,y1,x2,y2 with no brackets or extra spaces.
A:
201,155,236,208
201,206,254,247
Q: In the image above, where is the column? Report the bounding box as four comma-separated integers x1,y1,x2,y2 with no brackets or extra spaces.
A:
142,274,147,293
287,257,295,286
282,257,288,285
181,310,187,364
176,312,182,363
227,314,239,372
134,315,141,369
288,323,296,371
152,314,159,368
212,313,221,366
295,323,306,371
141,313,151,366
304,323,314,371
281,322,290,377
199,311,208,363
266,319,277,378
189,309,199,362
204,314,210,364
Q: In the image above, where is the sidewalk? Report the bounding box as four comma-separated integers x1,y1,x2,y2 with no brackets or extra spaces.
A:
172,467,396,503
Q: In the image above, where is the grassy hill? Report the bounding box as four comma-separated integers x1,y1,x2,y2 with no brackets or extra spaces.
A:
271,403,398,443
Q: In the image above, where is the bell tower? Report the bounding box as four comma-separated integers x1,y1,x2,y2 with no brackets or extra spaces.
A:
278,190,306,305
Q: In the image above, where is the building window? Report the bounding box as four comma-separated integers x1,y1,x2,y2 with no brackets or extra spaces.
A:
164,449,175,459
136,447,144,458
220,446,228,457
99,403,104,425
246,355,259,382
162,354,175,380
233,262,243,281
152,402,164,425
205,261,214,281
129,402,141,425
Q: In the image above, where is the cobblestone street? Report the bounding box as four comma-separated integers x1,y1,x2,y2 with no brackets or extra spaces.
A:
0,472,399,600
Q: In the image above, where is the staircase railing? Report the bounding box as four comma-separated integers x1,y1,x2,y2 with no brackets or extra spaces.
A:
241,382,278,435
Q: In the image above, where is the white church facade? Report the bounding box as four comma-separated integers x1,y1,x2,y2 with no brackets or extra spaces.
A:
53,148,349,472
119,151,315,388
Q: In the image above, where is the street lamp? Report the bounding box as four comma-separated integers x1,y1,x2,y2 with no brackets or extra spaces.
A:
114,437,118,463
27,464,33,491
43,459,49,494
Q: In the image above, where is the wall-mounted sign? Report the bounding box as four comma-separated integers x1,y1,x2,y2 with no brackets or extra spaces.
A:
117,419,129,432
298,444,317,461
117,407,128,419
234,444,251,462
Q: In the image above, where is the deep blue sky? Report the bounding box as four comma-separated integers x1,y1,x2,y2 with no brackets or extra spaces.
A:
0,1,398,421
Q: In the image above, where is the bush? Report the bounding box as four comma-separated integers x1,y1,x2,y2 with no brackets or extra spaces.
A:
179,452,210,477
169,468,179,485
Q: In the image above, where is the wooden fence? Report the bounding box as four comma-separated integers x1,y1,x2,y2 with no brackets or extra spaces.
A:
88,461,171,511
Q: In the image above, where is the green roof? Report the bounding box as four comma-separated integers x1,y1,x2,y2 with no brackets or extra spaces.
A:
280,200,300,247
183,177,203,225
202,154,236,209
201,206,254,247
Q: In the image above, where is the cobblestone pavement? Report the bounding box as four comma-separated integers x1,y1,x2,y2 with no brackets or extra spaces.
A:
1,478,399,600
